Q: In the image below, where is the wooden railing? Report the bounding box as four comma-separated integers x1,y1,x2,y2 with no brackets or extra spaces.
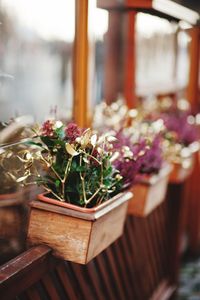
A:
0,193,185,300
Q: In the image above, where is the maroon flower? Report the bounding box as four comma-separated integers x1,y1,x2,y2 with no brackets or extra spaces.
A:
41,120,54,137
65,122,81,142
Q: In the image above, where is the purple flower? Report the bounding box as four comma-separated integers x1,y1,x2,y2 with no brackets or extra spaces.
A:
139,135,163,174
161,112,198,146
65,123,81,142
41,120,55,137
112,132,145,186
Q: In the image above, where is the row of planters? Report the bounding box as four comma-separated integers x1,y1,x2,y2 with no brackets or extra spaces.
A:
0,97,199,264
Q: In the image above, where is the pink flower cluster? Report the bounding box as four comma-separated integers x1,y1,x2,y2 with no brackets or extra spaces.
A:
65,123,81,142
41,120,55,137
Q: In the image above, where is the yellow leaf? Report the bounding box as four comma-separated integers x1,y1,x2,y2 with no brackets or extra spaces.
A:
91,134,97,147
16,174,30,182
65,143,79,156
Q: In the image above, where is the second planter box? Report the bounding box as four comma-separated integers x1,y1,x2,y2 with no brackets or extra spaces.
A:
128,165,171,217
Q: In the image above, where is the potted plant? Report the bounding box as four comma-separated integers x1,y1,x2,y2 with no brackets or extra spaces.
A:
111,127,171,217
160,111,199,183
13,120,132,264
93,102,172,217
142,98,200,184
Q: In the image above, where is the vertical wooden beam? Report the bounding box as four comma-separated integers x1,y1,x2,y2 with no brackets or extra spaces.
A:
73,0,89,127
186,26,200,114
124,11,137,108
103,11,122,104
185,27,200,255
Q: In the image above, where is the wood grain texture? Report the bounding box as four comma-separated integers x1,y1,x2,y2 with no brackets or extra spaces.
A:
73,0,90,127
87,202,128,262
128,173,169,217
0,245,53,300
0,199,179,300
27,194,129,264
33,191,132,221
169,156,194,184
27,209,92,264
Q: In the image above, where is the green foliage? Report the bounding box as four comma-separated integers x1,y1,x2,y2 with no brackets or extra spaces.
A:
16,121,123,208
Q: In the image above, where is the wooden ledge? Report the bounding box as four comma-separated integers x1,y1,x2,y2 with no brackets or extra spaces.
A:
30,191,133,221
97,0,199,25
0,245,54,300
137,164,172,186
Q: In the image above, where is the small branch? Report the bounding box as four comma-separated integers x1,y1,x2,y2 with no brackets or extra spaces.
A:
43,185,64,202
79,155,87,205
85,152,101,165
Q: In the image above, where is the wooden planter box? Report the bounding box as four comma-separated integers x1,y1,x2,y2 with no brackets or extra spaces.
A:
27,191,132,264
0,191,26,263
128,165,171,217
169,142,199,184
169,155,194,184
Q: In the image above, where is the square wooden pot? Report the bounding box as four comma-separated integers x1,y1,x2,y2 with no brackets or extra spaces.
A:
128,165,171,217
27,191,132,264
169,155,194,184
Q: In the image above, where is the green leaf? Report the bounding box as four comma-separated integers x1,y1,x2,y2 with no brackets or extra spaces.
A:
55,180,60,188
25,141,44,148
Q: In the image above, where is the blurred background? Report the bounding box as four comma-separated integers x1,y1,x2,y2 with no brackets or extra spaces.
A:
0,1,200,299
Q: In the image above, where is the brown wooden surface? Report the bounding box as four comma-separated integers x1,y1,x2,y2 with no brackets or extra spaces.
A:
27,198,129,264
0,198,179,300
186,27,200,114
97,0,199,24
166,182,189,285
34,191,132,221
0,245,54,300
103,10,123,104
87,201,128,262
129,174,169,216
73,0,89,127
169,156,194,184
0,204,27,265
123,11,137,108
185,153,200,254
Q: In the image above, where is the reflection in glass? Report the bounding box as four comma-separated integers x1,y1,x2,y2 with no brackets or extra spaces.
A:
0,0,75,122
136,13,179,96
88,0,108,105
0,0,75,264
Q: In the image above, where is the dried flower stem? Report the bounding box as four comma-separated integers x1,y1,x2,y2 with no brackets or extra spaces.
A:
43,185,64,202
40,153,63,182
83,153,104,207
79,155,87,205
61,158,72,200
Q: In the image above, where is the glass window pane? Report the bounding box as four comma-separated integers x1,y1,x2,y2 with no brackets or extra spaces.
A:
0,0,75,122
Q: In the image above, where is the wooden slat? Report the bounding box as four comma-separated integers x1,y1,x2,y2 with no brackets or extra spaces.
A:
55,264,77,300
0,245,53,300
0,191,182,300
94,254,116,300
41,273,60,300
69,263,96,299
150,279,176,300
104,247,126,300
111,240,133,299
25,286,42,300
